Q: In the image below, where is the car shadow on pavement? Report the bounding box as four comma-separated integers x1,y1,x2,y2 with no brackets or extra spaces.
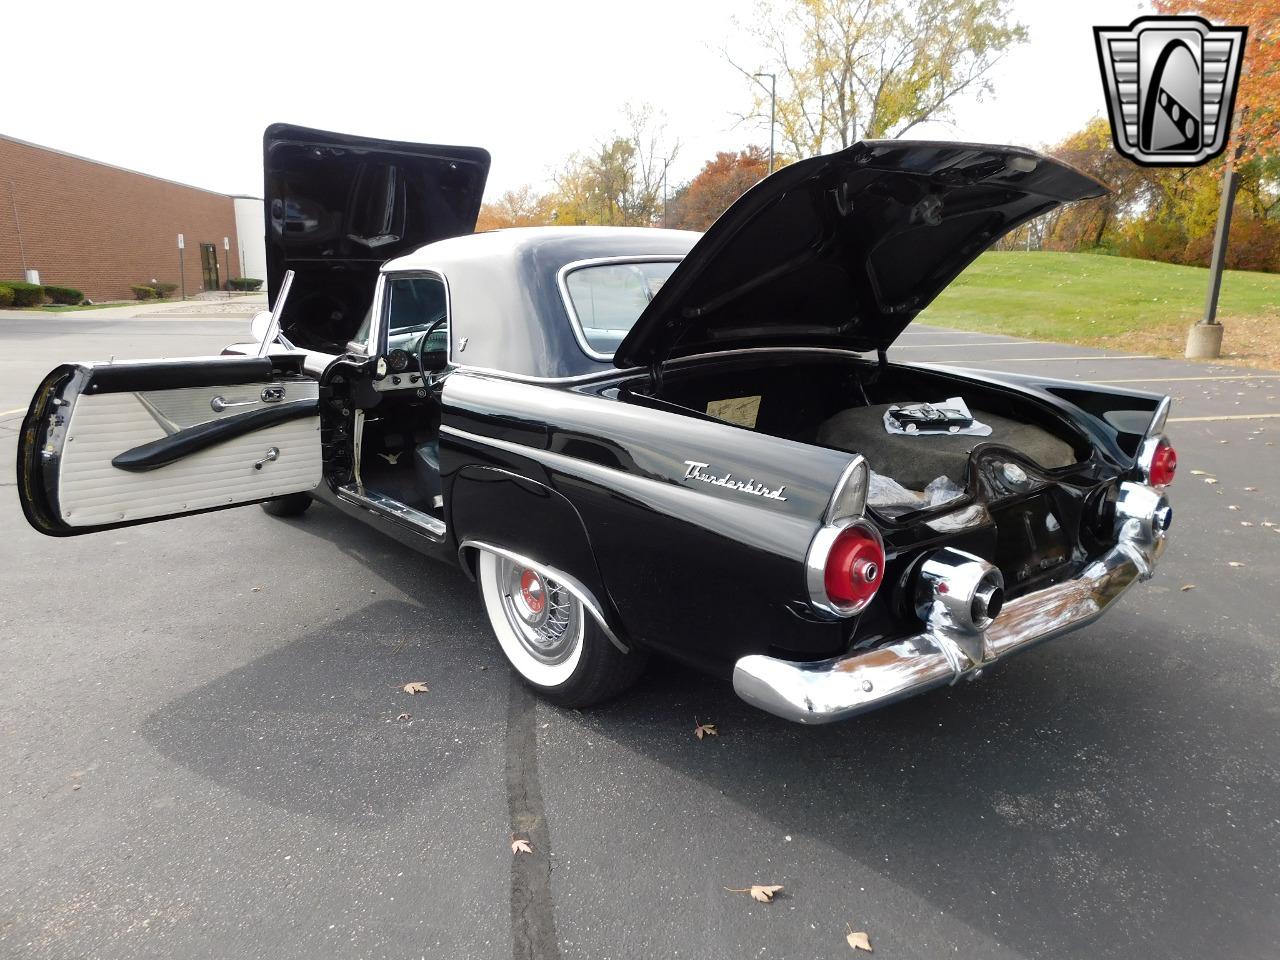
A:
140,501,1277,958
140,504,510,825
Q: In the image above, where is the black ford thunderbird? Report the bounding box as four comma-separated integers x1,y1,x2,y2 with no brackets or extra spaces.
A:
17,125,1176,723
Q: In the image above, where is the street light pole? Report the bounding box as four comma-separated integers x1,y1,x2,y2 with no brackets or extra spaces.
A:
1186,153,1241,359
753,72,777,175
661,158,669,227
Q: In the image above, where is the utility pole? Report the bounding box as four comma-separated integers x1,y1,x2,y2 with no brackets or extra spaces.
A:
223,236,231,298
7,180,29,275
753,72,777,175
661,159,669,227
1186,148,1242,359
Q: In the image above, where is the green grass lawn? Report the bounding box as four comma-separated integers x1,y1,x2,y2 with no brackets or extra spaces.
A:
920,251,1280,341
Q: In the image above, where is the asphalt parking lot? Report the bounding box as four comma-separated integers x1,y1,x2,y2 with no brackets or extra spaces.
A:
2,313,1278,960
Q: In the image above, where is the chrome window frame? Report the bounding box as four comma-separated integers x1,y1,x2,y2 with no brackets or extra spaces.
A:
349,273,387,357
372,268,454,368
556,255,684,362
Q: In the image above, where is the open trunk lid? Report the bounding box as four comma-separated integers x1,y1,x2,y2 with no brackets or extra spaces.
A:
263,123,489,352
614,141,1106,369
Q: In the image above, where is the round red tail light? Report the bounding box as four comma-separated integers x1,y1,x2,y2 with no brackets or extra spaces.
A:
1149,438,1177,487
822,523,885,614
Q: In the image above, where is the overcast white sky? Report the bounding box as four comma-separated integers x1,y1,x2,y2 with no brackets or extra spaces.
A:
4,0,1148,200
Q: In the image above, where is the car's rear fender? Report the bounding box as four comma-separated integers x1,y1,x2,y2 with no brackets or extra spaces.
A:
448,464,629,652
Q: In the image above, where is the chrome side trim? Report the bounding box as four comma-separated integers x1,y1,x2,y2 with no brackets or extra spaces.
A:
459,539,629,653
733,481,1170,724
441,422,816,560
556,256,685,362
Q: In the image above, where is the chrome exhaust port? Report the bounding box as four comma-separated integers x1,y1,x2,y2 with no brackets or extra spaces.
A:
915,547,1006,634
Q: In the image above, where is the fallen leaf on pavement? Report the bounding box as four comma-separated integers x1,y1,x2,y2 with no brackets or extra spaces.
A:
1190,470,1211,476
1228,505,1240,511
1204,478,1219,485
846,926,873,952
725,884,783,903
1242,521,1254,527
694,719,718,740
511,836,533,855
1244,487,1257,492
396,713,411,722
1180,584,1195,592
251,586,262,592
402,681,429,695
1228,561,1245,568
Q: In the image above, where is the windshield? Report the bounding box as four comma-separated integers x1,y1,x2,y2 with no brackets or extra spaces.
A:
563,260,680,358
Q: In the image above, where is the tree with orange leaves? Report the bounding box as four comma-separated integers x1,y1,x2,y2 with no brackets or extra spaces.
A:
665,147,777,231
475,185,556,233
1153,0,1280,158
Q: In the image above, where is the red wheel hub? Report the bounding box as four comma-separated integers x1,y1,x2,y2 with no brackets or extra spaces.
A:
519,569,546,614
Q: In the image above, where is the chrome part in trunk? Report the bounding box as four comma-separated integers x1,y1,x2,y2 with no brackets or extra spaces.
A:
733,481,1171,724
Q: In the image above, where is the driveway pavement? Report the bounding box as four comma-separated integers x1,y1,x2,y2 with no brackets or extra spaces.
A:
1,315,1277,959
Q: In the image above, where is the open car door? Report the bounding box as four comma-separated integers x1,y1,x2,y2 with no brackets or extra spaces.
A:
18,353,321,536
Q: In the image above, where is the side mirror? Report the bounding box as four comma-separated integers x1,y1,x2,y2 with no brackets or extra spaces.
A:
250,311,273,343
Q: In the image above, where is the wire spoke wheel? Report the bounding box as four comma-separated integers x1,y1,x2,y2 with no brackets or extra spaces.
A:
476,548,646,706
479,551,586,688
496,556,583,666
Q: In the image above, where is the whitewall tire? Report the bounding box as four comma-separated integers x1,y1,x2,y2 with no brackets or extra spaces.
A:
476,550,646,707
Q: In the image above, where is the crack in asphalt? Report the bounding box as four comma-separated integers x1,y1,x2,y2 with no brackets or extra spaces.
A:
505,673,562,960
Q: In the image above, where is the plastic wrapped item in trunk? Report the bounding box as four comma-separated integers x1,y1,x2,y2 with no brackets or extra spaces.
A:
883,397,992,437
868,470,966,518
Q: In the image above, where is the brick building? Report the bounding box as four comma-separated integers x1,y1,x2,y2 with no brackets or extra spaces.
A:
0,134,265,302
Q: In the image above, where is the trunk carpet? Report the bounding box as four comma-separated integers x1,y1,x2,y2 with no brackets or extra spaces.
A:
815,403,1077,489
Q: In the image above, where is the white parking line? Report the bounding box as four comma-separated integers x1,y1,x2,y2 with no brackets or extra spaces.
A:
1168,413,1280,423
893,341,1030,349
896,330,1015,338
938,355,1154,363
1095,374,1280,384
0,407,26,418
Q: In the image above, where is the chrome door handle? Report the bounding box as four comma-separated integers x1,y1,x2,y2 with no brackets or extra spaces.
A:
211,395,257,412
253,447,279,470
212,387,285,412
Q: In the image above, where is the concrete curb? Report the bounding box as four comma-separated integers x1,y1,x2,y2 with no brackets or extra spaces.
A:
0,296,267,321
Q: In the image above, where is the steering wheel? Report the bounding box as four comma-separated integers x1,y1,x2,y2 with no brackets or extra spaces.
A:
415,315,449,386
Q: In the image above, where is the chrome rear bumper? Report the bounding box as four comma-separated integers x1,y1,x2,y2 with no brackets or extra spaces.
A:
733,482,1169,724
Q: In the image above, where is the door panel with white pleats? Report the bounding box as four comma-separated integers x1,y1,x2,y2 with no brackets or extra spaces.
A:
18,358,325,535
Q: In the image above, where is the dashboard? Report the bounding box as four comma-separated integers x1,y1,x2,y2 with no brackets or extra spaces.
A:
373,326,448,393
